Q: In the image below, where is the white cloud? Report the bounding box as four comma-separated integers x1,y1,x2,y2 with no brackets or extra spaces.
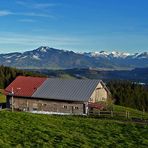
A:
0,9,54,18
32,3,58,9
0,10,12,16
16,1,59,9
0,32,82,52
17,12,54,18
0,35,82,53
16,1,26,6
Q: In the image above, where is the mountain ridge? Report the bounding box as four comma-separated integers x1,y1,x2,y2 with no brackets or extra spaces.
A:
0,46,148,69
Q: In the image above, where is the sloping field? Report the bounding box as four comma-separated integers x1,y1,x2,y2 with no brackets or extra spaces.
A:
0,111,148,147
0,91,6,103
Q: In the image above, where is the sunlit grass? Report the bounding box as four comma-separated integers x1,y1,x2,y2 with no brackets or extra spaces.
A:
0,111,148,147
113,105,148,119
0,92,6,103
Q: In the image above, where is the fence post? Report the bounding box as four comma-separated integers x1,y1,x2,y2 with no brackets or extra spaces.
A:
143,109,145,118
111,110,113,117
128,112,130,119
126,111,130,119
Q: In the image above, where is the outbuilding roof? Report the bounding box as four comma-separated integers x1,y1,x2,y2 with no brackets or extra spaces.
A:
32,79,101,102
5,76,103,102
5,76,47,97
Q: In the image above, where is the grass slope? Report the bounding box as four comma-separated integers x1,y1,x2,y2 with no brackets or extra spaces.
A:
0,91,6,103
113,105,148,119
114,105,148,114
0,111,148,147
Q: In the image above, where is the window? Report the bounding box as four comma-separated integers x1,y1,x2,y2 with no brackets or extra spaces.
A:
90,98,93,101
33,108,37,111
43,104,47,107
63,105,67,109
74,106,79,110
101,98,106,101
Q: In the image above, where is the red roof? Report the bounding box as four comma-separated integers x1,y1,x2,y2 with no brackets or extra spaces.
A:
5,76,47,97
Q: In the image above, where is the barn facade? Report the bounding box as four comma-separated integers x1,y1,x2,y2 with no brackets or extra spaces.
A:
5,76,110,115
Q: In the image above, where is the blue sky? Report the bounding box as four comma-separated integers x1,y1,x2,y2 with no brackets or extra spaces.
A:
0,0,148,53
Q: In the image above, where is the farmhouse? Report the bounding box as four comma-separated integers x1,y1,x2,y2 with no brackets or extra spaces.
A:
5,76,110,115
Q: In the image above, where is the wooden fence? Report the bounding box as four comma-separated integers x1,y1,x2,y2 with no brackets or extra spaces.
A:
89,110,148,121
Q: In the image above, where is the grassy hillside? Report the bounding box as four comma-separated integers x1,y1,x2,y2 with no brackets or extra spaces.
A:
0,95,5,103
113,105,148,120
0,90,6,103
114,105,148,115
0,111,148,147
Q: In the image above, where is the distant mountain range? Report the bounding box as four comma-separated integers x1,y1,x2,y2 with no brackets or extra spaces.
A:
0,46,148,69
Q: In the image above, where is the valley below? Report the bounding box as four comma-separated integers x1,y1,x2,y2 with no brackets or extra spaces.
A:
27,67,148,84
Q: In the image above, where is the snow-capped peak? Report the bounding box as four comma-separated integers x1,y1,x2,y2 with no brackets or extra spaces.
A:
136,52,148,59
32,55,41,60
110,51,130,58
37,46,50,52
85,50,131,58
129,52,148,59
85,50,110,57
84,50,148,59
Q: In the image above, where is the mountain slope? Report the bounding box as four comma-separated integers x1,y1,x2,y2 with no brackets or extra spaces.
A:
0,47,116,69
84,51,148,68
0,46,148,69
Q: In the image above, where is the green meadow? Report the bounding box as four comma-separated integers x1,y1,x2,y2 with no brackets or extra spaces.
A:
0,111,148,148
0,91,6,103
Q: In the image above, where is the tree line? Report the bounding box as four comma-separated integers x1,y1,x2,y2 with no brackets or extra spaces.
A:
107,80,148,112
0,65,46,88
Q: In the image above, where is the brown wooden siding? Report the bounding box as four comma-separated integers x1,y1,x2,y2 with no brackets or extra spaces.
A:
9,97,86,114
